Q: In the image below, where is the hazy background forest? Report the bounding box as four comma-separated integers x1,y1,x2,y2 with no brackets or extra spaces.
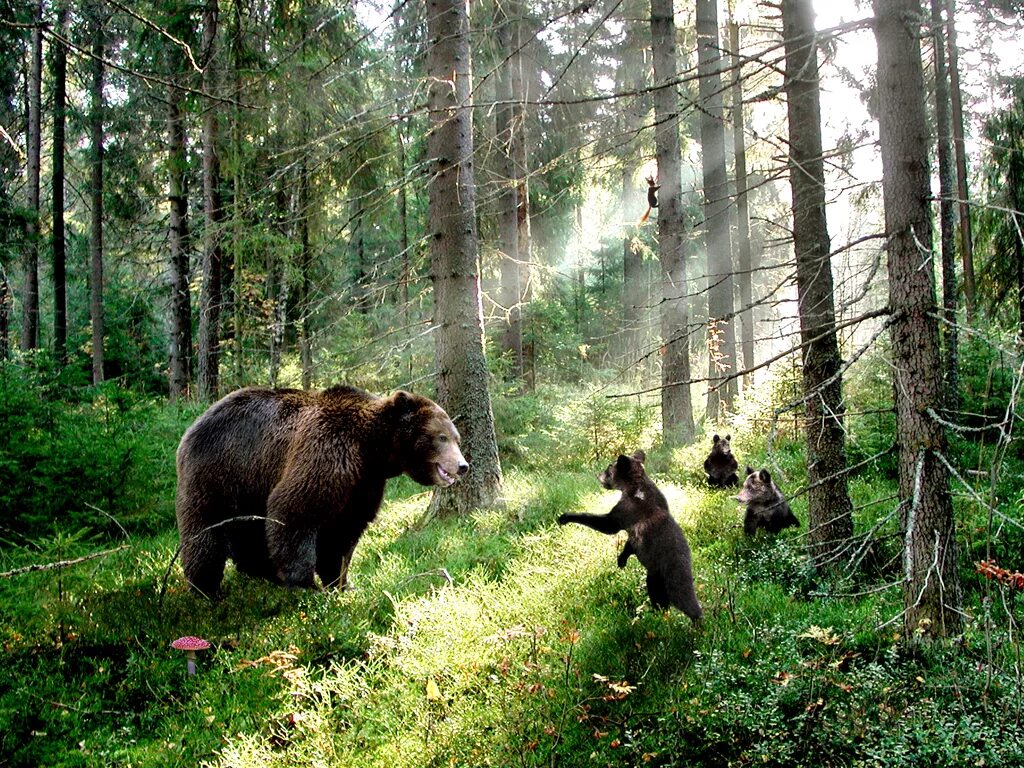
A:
2,0,1024,765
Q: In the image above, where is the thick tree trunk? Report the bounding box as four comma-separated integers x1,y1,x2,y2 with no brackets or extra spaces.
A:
198,0,223,401
167,65,191,401
728,20,755,390
697,0,737,419
89,2,105,385
651,0,695,444
782,0,854,571
510,3,534,391
21,0,43,352
945,0,975,320
874,0,961,639
51,3,68,363
426,0,501,516
299,161,313,389
495,3,523,380
931,0,960,409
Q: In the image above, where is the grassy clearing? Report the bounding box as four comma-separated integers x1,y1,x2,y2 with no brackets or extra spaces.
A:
3,453,1023,767
2,377,1024,767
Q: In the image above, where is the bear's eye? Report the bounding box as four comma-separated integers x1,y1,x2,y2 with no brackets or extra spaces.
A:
438,434,449,443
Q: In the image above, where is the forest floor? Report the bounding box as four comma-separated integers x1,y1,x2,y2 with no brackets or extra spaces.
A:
2,388,1024,767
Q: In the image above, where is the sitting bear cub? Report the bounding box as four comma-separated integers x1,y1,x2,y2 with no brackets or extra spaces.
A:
703,433,739,488
558,451,702,623
736,466,799,536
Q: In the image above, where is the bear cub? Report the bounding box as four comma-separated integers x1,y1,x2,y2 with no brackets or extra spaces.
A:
558,451,702,623
703,433,739,488
736,466,799,536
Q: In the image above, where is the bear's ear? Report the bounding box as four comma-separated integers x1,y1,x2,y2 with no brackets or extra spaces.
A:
632,449,646,464
712,434,720,444
616,454,633,473
745,465,755,476
725,434,731,442
390,390,418,413
759,469,772,484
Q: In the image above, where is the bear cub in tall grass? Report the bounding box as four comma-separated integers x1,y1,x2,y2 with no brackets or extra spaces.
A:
703,433,739,488
558,451,702,623
736,466,799,536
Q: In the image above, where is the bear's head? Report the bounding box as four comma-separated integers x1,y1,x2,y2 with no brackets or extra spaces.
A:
735,466,776,506
712,434,732,455
598,450,647,491
390,391,468,487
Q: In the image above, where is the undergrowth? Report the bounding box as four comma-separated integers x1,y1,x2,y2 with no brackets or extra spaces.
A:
1,378,1022,767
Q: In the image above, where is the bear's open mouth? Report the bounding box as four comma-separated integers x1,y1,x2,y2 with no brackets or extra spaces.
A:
437,464,457,486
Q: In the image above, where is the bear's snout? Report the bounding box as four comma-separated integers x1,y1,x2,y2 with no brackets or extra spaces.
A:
457,462,469,476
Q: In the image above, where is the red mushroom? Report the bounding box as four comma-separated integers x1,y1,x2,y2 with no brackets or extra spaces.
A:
171,636,211,676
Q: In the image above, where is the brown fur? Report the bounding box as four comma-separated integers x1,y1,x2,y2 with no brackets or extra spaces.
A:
175,385,467,594
735,466,799,536
558,451,702,623
703,433,739,488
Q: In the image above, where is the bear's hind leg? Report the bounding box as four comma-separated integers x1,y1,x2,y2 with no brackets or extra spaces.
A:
180,527,228,596
646,570,670,609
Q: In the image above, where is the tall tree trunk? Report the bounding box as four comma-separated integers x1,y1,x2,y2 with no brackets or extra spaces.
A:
299,161,313,389
651,0,695,444
931,0,959,409
167,69,191,402
495,2,523,381
874,0,960,639
198,0,223,401
51,3,68,364
697,0,737,419
728,19,755,390
510,2,534,391
425,0,501,516
945,0,975,320
782,0,854,571
89,1,105,385
268,178,288,388
21,0,43,352
622,167,643,365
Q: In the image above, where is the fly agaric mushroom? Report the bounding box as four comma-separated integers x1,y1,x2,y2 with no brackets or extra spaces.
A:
171,635,211,676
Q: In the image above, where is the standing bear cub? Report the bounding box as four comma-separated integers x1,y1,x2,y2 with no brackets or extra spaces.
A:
736,466,799,536
558,451,702,623
175,385,468,595
703,434,739,488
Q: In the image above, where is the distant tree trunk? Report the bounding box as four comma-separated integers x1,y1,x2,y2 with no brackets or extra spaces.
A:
619,20,646,368
268,179,288,388
510,3,534,391
21,0,43,352
198,0,223,401
931,0,959,408
945,0,975,320
495,3,523,380
426,0,501,516
651,0,695,444
874,0,961,639
167,55,191,401
89,2,105,385
697,0,737,419
298,161,313,389
782,0,853,571
622,167,643,363
51,3,68,364
728,20,755,390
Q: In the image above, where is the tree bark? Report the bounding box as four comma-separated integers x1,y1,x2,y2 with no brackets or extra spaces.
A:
697,0,737,419
728,20,754,390
89,1,105,385
51,2,68,364
167,52,191,401
931,0,959,409
426,0,501,516
510,2,534,391
945,0,975,320
198,0,223,401
21,0,43,352
299,160,313,390
782,0,854,571
874,0,961,639
651,0,695,445
495,2,523,381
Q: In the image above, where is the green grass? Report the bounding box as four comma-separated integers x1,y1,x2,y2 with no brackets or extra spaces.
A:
2,391,1024,767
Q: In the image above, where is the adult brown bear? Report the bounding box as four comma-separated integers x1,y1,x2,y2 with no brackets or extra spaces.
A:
175,385,467,595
